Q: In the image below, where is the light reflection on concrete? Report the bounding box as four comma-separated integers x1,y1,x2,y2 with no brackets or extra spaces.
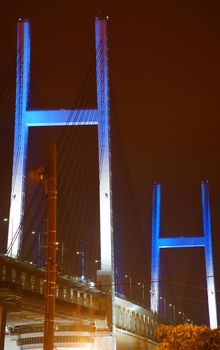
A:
5,330,157,350
116,330,157,350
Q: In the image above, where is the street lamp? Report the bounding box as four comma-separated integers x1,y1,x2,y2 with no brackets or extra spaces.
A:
187,318,193,324
32,231,42,266
138,282,145,305
159,296,167,319
169,304,176,324
0,217,8,254
76,251,85,280
178,311,185,324
57,242,65,271
124,274,132,300
94,259,111,270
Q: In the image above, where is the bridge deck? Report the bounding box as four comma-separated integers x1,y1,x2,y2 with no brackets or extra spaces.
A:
0,254,160,347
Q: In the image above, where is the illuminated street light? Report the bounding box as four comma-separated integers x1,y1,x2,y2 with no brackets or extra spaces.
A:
178,311,185,323
31,230,43,266
187,318,193,324
169,304,176,324
94,259,111,269
159,296,167,319
76,251,85,280
138,282,145,305
124,274,132,300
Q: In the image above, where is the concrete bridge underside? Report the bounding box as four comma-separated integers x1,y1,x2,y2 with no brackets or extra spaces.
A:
4,296,157,349
0,255,158,349
5,332,157,350
4,294,158,349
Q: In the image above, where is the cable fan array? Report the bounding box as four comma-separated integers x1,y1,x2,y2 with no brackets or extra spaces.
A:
5,41,106,282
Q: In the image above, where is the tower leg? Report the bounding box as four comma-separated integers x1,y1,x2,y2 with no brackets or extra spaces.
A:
151,183,161,314
202,181,218,329
7,20,30,257
95,18,116,349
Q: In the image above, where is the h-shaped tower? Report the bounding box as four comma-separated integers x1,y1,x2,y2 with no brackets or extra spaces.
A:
8,16,113,271
8,17,116,347
151,181,217,329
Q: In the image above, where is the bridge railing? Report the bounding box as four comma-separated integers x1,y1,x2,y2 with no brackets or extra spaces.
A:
0,254,105,314
115,297,159,341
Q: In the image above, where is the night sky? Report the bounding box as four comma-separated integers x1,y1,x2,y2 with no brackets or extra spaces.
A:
1,0,220,326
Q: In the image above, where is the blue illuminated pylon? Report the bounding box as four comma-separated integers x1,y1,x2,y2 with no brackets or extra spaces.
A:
150,181,217,329
9,15,116,318
9,17,113,268
9,16,116,349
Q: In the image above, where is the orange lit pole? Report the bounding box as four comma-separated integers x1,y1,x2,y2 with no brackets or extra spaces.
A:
0,306,6,350
44,143,57,350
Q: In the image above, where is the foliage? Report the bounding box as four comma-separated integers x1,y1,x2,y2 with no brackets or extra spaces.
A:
155,323,220,350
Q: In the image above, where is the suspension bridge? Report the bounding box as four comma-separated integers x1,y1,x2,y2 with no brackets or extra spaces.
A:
0,15,218,349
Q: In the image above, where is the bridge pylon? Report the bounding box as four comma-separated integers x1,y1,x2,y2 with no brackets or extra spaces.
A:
7,16,116,349
150,181,217,329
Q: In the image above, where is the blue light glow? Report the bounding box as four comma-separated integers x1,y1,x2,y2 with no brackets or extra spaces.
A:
150,181,217,329
150,182,161,313
8,18,114,277
201,181,217,329
8,18,115,347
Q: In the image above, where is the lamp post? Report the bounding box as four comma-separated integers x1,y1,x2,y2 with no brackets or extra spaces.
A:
187,318,193,324
95,259,111,270
31,231,42,266
95,259,111,274
138,282,145,305
76,251,85,280
2,218,8,252
169,304,176,324
159,296,167,319
178,311,185,324
59,242,65,271
1,218,8,251
124,274,132,300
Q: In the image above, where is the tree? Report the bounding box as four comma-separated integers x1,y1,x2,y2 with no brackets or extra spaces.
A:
156,323,220,350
